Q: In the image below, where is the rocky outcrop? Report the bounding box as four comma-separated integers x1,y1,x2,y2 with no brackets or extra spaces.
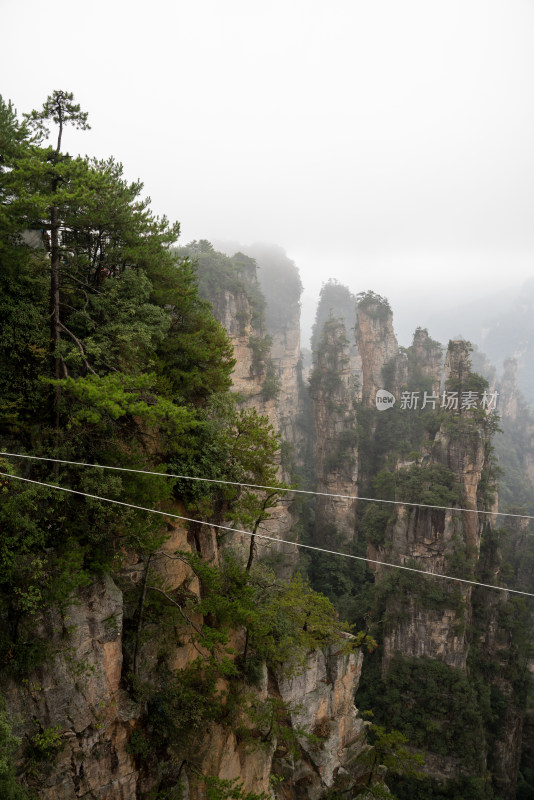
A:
497,355,534,493
372,342,490,673
355,296,399,404
408,327,443,394
310,318,360,547
309,304,528,794
374,513,473,672
7,575,138,800
270,311,302,450
7,265,531,800
175,642,365,800
499,357,519,423
275,642,365,799
4,505,366,800
196,249,302,569
214,288,271,407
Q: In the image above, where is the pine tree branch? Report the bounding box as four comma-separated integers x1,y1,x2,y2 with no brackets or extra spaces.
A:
146,586,203,636
57,321,96,375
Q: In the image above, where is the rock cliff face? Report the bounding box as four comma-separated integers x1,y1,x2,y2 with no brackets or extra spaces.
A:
409,327,443,394
497,354,534,491
180,643,365,800
269,308,302,451
309,292,529,797
6,262,532,800
310,318,360,548
194,247,302,568
275,642,365,799
473,588,525,800
491,356,534,798
7,517,365,800
499,356,519,422
354,297,399,405
373,342,489,673
4,246,374,800
8,575,137,800
203,242,303,458
211,287,269,407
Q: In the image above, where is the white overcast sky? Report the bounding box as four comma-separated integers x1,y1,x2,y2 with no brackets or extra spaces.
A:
3,0,534,345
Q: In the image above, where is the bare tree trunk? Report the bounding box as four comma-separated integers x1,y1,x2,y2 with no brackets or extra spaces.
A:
49,200,63,476
50,204,61,383
50,96,64,445
246,530,257,573
245,492,278,572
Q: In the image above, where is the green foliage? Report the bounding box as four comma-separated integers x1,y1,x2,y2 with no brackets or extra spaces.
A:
203,776,269,800
356,403,430,477
176,241,266,331
391,774,492,800
236,695,319,756
494,395,534,515
168,397,281,521
134,660,227,752
154,256,235,405
0,698,30,799
309,316,349,401
248,335,271,373
126,729,152,759
23,89,90,144
244,571,352,672
247,335,280,399
250,243,303,334
28,723,63,762
139,775,270,800
371,560,466,627
55,372,195,431
0,257,49,435
360,505,396,547
358,723,425,789
323,426,358,475
0,92,279,691
175,553,351,675
395,463,463,507
310,281,356,355
359,463,462,549
358,655,487,770
261,360,281,401
356,290,392,320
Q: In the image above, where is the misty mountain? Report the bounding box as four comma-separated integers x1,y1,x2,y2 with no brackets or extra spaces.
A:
426,278,534,400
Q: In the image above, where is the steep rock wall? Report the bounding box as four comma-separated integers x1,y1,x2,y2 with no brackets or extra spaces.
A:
7,575,138,800
310,318,360,548
5,521,365,800
309,304,528,795
365,342,489,671
355,299,399,405
197,251,304,570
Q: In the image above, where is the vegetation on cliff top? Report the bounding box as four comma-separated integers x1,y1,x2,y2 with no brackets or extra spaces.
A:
0,91,358,799
308,298,532,799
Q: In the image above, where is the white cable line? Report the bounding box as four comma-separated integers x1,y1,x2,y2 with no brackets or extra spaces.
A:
0,470,532,598
0,451,531,521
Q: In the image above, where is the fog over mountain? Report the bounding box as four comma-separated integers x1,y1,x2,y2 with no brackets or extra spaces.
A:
4,3,534,794
4,0,534,348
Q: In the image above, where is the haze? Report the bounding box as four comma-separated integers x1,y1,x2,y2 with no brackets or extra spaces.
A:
3,0,534,347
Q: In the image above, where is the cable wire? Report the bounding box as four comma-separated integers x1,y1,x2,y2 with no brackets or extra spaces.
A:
0,451,530,521
0,470,532,598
